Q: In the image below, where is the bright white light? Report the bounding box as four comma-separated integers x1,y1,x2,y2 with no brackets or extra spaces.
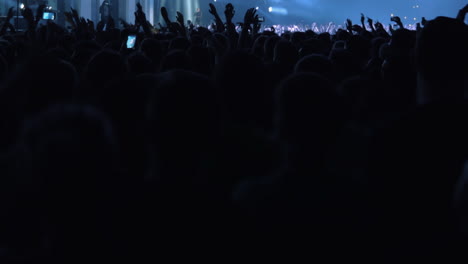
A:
20,3,25,9
269,7,288,15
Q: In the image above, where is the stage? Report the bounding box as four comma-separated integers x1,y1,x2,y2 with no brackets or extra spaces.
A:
0,0,464,29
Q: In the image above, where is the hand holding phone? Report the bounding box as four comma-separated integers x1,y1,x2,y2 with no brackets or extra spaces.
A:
127,35,137,49
43,12,56,20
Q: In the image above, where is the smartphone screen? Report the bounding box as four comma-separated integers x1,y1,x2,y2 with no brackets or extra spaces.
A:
258,17,265,22
43,12,56,20
127,35,137,49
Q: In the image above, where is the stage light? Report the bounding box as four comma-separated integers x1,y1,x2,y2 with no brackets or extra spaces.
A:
20,3,25,10
269,7,288,15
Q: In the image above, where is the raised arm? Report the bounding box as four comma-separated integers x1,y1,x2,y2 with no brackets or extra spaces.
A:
161,7,172,26
361,13,367,31
390,16,404,29
456,4,468,22
238,8,257,50
224,4,238,49
224,4,236,34
0,7,15,35
367,17,376,33
346,19,353,34
136,3,152,36
175,11,187,36
208,3,225,32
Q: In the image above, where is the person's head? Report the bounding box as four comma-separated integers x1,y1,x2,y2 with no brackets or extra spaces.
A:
329,48,362,82
139,38,163,70
168,37,191,51
187,46,214,76
294,54,333,80
299,38,329,57
146,70,216,179
389,29,416,57
160,49,192,72
346,35,371,63
15,103,120,258
3,55,79,116
127,52,153,75
19,104,118,182
71,40,102,73
370,37,387,59
415,17,468,104
215,50,270,129
251,35,268,58
275,72,344,147
263,35,281,63
290,32,306,48
274,40,299,67
83,50,128,90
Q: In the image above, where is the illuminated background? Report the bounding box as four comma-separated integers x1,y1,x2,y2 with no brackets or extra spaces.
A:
0,0,465,26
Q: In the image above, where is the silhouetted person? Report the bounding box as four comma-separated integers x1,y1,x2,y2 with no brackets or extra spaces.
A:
415,17,468,104
194,7,202,25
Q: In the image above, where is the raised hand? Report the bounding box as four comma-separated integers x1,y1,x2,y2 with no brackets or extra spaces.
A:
390,16,404,28
225,3,235,22
244,8,257,26
135,3,147,25
6,7,14,21
1,7,15,35
161,7,171,25
367,16,375,32
136,2,143,12
21,7,35,29
361,13,365,25
209,3,225,32
346,18,353,33
176,11,184,26
64,11,77,29
460,3,468,15
457,4,468,21
209,3,219,17
71,8,80,23
36,4,47,22
421,17,427,26
253,13,262,34
175,11,187,35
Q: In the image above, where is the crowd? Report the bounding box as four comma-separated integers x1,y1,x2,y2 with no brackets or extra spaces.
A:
0,2,467,262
